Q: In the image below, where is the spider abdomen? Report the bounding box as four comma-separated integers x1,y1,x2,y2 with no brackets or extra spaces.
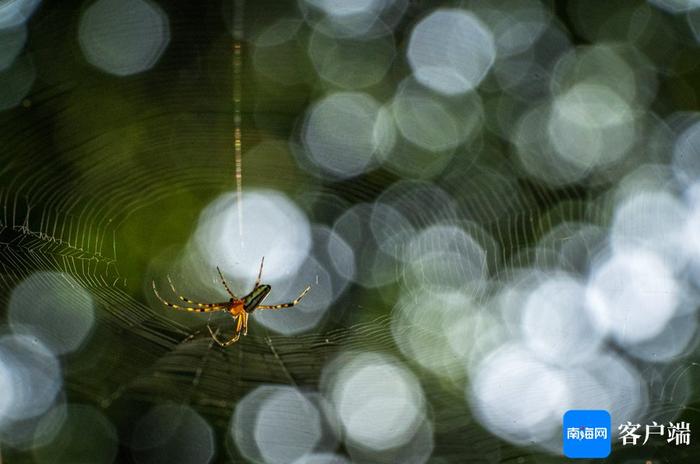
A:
243,284,271,313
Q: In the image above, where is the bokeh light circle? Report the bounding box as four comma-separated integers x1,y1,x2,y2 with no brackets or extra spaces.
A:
396,77,486,149
79,0,170,76
0,0,41,29
547,82,636,169
0,334,62,426
194,190,312,284
586,248,680,345
610,190,687,268
522,273,605,367
9,271,95,355
322,352,427,452
302,92,386,178
392,290,482,380
403,224,488,296
469,343,568,446
232,385,325,464
407,9,496,95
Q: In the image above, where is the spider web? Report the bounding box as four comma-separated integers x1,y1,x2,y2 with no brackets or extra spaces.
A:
2,115,696,463
1,1,700,463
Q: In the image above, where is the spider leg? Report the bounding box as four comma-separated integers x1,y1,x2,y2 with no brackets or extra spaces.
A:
216,266,238,299
258,286,311,310
243,312,249,336
152,281,226,312
207,314,244,347
236,313,245,337
254,256,265,288
166,275,227,309
207,320,240,347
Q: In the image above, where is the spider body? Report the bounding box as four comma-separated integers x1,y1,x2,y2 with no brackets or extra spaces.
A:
152,258,309,347
241,284,271,313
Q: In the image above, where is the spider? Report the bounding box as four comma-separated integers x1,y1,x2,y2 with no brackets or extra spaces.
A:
152,257,310,347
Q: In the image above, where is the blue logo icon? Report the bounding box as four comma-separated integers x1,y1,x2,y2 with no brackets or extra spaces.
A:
563,410,611,458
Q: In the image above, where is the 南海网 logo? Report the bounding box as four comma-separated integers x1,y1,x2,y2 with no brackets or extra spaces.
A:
563,410,611,458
